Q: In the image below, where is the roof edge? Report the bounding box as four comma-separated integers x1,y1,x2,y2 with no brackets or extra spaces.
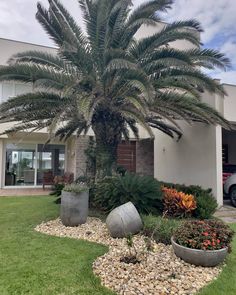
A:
0,37,57,50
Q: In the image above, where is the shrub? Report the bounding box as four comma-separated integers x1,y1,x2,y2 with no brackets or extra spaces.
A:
142,214,182,245
162,182,217,219
63,183,88,194
162,187,196,217
173,220,234,251
51,173,74,197
193,192,218,219
93,173,163,214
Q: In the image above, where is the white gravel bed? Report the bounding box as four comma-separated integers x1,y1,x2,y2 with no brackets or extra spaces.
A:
35,218,222,295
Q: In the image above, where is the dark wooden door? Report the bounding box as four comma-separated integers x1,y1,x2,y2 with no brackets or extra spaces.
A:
117,141,136,172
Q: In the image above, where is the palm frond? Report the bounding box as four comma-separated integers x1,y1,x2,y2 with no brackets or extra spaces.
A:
186,48,231,70
0,63,76,90
127,0,172,24
0,0,231,146
146,116,182,139
152,67,227,95
131,20,202,58
8,51,64,69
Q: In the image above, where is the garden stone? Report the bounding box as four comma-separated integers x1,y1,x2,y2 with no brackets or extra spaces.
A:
60,190,89,226
106,202,143,238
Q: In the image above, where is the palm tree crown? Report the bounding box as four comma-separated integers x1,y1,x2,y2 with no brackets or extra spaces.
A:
0,0,231,176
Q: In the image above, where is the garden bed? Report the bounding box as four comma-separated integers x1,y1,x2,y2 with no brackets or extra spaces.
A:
35,218,222,295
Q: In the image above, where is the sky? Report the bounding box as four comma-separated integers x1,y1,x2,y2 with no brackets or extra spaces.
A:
0,0,235,84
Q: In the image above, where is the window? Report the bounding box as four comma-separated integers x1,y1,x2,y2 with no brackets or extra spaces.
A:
0,82,32,103
5,143,36,186
37,144,65,185
15,83,32,95
5,143,65,186
2,83,14,102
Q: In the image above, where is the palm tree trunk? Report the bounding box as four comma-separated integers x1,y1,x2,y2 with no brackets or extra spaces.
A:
92,115,123,179
95,139,118,178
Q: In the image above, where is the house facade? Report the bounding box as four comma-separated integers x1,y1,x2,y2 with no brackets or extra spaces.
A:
0,29,235,206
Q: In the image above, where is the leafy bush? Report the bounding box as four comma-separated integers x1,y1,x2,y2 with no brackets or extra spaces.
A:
93,173,163,214
63,183,88,194
116,165,127,176
173,220,234,250
50,183,65,197
51,173,74,197
162,187,197,217
162,182,217,219
142,214,182,245
193,192,218,219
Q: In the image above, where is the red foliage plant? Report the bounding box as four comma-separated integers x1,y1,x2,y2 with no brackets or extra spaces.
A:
162,186,197,217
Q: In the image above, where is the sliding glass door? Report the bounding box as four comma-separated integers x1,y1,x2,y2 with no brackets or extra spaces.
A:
5,143,65,186
37,144,65,185
5,143,36,186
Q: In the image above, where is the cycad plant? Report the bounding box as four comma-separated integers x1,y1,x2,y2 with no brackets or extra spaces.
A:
0,0,231,177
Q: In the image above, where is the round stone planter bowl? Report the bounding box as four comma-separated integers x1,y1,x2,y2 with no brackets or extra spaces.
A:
60,190,89,227
171,237,228,267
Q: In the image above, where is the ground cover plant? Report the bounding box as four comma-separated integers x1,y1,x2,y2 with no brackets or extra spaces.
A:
142,214,182,244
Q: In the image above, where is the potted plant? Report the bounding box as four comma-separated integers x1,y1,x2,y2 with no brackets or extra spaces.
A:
171,220,234,267
60,182,89,226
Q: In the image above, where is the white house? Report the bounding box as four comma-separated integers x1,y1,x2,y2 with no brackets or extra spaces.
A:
0,27,235,206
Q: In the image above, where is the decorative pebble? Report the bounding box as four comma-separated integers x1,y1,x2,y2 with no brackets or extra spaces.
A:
35,218,222,295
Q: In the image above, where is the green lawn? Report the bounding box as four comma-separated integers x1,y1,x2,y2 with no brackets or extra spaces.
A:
0,196,235,295
0,196,114,295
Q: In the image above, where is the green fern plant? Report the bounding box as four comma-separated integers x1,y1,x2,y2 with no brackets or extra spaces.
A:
93,173,163,214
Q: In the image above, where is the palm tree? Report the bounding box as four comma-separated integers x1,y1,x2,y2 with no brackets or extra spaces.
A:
0,0,231,177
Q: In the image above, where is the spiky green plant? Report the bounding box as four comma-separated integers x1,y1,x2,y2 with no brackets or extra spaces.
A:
0,0,231,177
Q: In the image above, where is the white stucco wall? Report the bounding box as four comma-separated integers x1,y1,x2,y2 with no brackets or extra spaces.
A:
154,123,223,205
223,84,236,122
0,38,57,140
154,89,225,205
0,38,56,65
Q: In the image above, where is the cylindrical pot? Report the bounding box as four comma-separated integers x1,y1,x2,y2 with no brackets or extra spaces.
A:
106,202,143,238
171,237,228,267
60,190,89,227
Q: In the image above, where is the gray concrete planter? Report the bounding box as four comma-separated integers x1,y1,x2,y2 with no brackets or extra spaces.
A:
171,237,228,267
60,190,89,227
106,202,143,238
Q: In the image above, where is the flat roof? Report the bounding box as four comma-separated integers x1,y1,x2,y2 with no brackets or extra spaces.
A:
222,83,236,88
0,37,57,50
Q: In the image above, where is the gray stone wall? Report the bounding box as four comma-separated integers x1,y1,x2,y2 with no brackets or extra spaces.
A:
75,136,90,178
74,136,154,178
136,139,154,176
